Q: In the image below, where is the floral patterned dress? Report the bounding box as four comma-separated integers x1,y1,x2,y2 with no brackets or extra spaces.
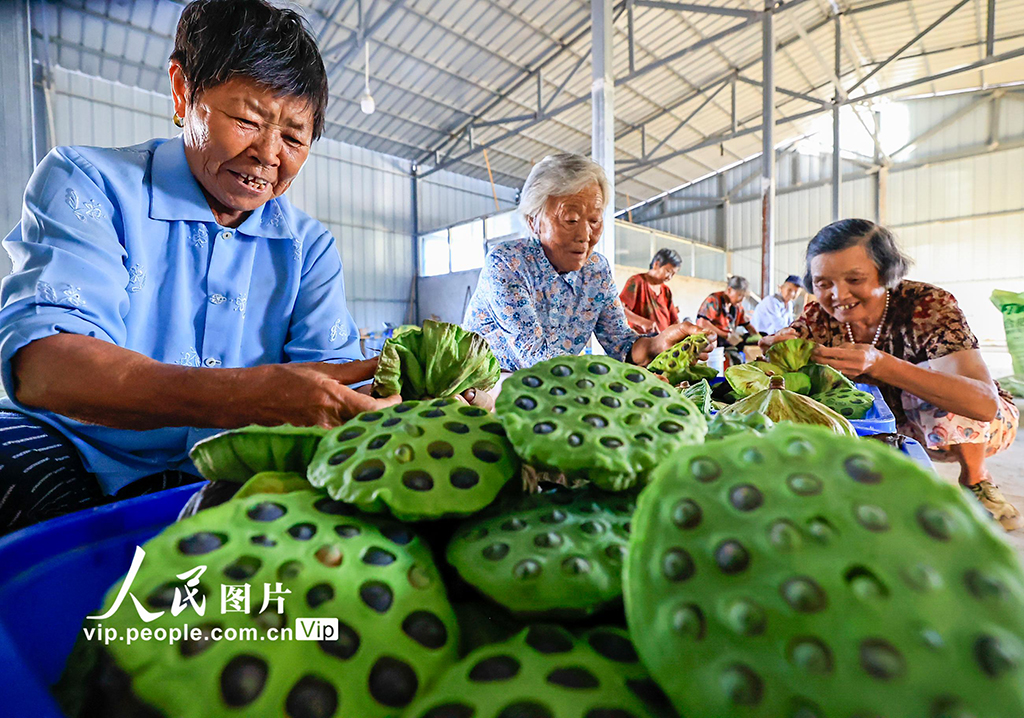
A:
789,280,1018,457
619,274,679,333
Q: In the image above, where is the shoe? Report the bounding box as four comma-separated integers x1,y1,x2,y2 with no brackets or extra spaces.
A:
967,480,1024,531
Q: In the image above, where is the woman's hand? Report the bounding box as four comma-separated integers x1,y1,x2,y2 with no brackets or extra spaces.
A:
759,328,799,350
631,321,715,365
812,343,886,379
633,317,657,335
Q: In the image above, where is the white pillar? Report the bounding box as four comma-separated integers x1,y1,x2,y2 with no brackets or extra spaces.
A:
760,4,776,297
591,0,615,264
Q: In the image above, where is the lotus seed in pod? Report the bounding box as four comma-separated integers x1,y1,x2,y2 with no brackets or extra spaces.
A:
624,424,1024,718
403,625,675,718
496,356,707,491
61,490,459,718
447,485,635,616
307,398,519,521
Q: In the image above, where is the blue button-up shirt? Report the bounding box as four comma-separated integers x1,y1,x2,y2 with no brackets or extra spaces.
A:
464,237,637,371
0,137,362,493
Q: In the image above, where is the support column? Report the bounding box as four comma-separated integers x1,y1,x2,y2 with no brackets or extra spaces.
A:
591,0,615,264
832,13,842,221
760,3,775,298
411,166,421,324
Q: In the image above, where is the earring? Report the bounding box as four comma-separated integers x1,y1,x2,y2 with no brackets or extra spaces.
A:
173,113,184,128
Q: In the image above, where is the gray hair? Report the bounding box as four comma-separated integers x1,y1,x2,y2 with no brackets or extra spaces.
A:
803,219,912,290
727,276,749,292
518,153,612,230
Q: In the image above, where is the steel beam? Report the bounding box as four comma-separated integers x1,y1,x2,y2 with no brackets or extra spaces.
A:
542,53,588,115
832,13,841,221
761,4,776,298
644,79,730,160
323,0,409,74
635,0,761,18
988,92,1002,149
986,0,996,56
891,92,991,157
737,74,828,106
592,0,616,260
627,0,636,73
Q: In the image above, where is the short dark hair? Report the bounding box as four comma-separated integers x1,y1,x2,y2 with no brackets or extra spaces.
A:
171,0,329,140
650,248,683,269
803,219,912,291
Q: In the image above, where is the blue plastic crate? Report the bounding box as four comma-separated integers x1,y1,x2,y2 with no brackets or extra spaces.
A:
0,484,197,718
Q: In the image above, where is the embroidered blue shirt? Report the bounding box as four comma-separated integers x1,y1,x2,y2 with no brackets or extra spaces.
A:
0,137,362,493
464,237,637,371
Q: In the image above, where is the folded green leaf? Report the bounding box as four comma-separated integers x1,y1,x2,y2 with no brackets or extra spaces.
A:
189,425,327,482
766,337,818,372
802,362,855,394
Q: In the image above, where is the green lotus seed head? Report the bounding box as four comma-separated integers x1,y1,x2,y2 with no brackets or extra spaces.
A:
189,425,328,482
648,334,715,385
59,490,459,718
447,485,635,617
403,625,673,718
496,356,707,491
307,398,519,521
812,386,875,420
707,411,776,441
624,424,1024,717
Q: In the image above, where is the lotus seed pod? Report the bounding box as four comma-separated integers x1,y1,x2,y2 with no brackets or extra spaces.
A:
61,490,459,718
496,356,707,491
624,424,1024,718
813,385,875,420
647,334,717,385
782,371,812,395
403,625,674,718
447,486,635,616
307,398,519,521
189,425,327,482
801,362,855,394
681,379,713,415
766,338,817,372
706,411,775,441
719,376,856,436
725,364,771,397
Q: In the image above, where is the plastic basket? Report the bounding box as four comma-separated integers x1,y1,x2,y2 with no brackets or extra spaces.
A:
0,484,197,718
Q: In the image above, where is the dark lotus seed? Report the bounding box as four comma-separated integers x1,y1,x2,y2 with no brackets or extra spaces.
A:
787,474,822,496
605,544,627,562
975,635,1019,677
379,525,413,545
589,363,610,375
552,405,567,414
472,441,503,463
601,396,621,408
567,433,584,447
726,599,766,636
427,441,455,459
650,387,670,398
403,471,434,492
690,457,721,482
338,427,365,441
659,421,684,434
224,556,261,581
541,509,567,524
583,710,634,718
402,610,448,649
575,396,590,405
844,455,882,484
422,705,475,718
394,403,416,413
180,624,219,657
635,432,653,442
515,396,538,411
667,405,690,416
662,548,696,582
577,379,595,389
460,407,487,417
499,702,553,718
562,556,591,575
306,584,334,609
421,409,445,419
855,504,890,532
335,524,361,538
584,415,608,428
360,581,393,613
285,675,337,718
788,637,834,674
534,422,556,434
360,412,383,422
368,434,391,450
859,639,905,680
715,540,750,574
513,559,542,579
147,583,179,610
965,570,1009,600
247,503,286,522
730,485,764,512
918,506,955,541
552,364,572,377
445,422,470,434
314,498,353,515
633,399,652,408
720,664,763,706
547,667,599,689
626,372,645,382
363,547,397,566
469,655,521,681
179,532,226,555
550,386,567,396
221,655,268,707
502,518,527,531
288,523,317,541
609,382,627,393
354,460,386,482
481,422,507,436
450,467,480,489
368,656,418,708
588,631,638,662
626,678,674,714
768,520,802,551
534,532,563,548
522,375,542,388
319,621,360,660
526,625,574,654
327,449,354,465
600,437,623,448
580,520,606,535
673,604,706,639
278,561,303,581
483,543,510,560
782,577,828,613
250,535,276,547
382,417,401,427
672,499,702,529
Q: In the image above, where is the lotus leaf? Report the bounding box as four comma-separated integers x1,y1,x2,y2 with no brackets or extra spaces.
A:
766,337,818,372
782,371,811,395
189,425,327,483
719,376,856,436
801,362,855,394
681,379,712,415
725,364,771,397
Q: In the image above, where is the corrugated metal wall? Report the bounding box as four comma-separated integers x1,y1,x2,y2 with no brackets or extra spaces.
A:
35,66,515,335
417,169,518,235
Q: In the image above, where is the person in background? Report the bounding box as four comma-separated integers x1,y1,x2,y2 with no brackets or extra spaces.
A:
698,276,758,364
762,218,1021,531
751,274,803,335
619,248,682,334
464,153,712,371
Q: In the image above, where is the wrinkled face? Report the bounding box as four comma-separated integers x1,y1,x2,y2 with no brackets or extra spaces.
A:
725,287,747,305
530,182,605,274
170,63,314,227
780,282,801,303
649,260,678,283
809,243,887,324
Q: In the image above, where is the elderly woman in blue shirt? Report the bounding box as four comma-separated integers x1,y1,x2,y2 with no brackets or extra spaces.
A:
0,0,397,533
465,153,710,371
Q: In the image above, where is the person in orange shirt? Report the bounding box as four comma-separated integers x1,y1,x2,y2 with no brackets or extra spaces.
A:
619,248,682,335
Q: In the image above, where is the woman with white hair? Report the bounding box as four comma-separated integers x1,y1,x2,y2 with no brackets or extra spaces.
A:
464,153,710,371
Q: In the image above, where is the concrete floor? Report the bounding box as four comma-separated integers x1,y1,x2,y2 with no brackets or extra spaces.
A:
930,399,1024,557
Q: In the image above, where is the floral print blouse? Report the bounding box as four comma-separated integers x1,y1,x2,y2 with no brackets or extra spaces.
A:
464,237,638,371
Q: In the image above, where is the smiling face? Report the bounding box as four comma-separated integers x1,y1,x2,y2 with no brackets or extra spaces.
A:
809,243,888,324
779,281,801,303
170,62,314,227
530,182,605,274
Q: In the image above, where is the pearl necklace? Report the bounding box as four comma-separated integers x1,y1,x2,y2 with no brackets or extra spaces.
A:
844,290,889,347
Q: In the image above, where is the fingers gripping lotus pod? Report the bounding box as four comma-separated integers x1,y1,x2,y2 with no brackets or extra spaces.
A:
624,424,1024,718
719,376,856,436
647,333,716,385
766,338,818,372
